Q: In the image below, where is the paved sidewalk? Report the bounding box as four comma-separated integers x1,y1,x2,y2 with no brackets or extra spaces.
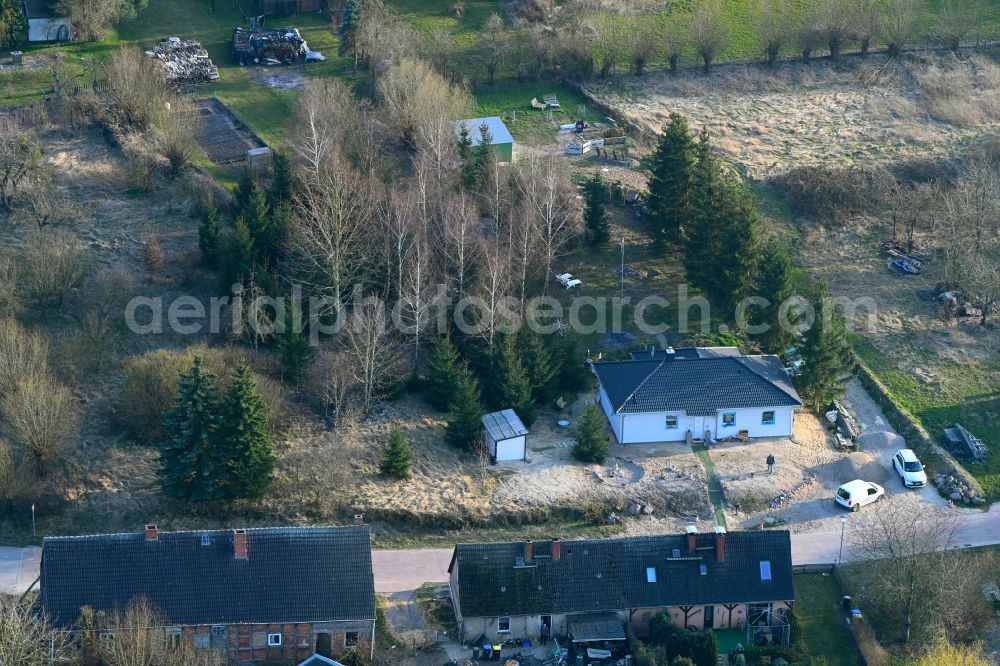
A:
0,546,41,596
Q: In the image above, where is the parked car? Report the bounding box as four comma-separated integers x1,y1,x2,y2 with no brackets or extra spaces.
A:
892,449,927,488
564,279,582,289
835,480,885,511
556,273,573,285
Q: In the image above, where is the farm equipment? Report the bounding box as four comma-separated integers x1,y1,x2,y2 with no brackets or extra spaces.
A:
232,26,308,65
890,257,923,275
944,423,988,461
881,239,928,261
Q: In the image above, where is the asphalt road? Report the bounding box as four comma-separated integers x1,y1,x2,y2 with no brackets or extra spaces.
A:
6,505,998,596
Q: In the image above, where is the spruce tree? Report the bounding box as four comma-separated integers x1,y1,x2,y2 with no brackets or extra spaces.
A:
517,328,557,403
494,336,537,427
240,180,272,266
268,152,294,206
464,122,494,191
583,173,610,246
339,0,362,69
223,218,255,287
550,330,589,391
795,282,857,410
752,239,796,353
425,335,461,411
0,0,27,49
220,360,274,498
276,297,311,382
445,363,483,452
646,112,695,246
198,198,223,268
380,426,412,480
234,169,257,215
572,404,609,463
457,123,473,160
158,357,226,501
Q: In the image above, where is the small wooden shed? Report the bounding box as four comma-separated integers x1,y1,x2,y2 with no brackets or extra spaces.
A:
482,409,529,462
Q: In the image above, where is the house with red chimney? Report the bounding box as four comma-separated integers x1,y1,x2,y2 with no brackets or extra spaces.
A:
40,524,376,663
447,528,794,646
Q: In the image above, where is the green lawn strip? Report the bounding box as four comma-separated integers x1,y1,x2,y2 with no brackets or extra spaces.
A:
693,443,727,529
792,573,861,666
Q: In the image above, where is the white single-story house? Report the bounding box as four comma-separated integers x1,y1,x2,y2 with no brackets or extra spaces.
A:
455,116,515,162
592,347,802,445
482,409,529,462
23,0,72,42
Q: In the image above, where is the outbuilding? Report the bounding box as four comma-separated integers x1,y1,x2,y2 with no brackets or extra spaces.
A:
482,409,529,462
455,116,515,162
22,0,72,42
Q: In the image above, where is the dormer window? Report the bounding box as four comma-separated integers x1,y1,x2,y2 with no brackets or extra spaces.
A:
760,560,772,581
646,566,657,583
699,564,707,576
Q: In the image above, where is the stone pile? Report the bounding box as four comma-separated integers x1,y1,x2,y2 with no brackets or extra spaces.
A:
934,470,987,505
146,39,220,85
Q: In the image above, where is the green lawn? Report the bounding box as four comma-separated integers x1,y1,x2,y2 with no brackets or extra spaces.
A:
853,335,1000,498
793,573,861,666
389,0,501,44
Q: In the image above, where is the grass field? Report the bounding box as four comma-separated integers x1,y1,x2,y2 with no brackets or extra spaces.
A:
793,573,861,666
853,335,1000,498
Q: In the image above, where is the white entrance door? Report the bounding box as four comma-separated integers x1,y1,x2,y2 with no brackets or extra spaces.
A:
693,416,704,440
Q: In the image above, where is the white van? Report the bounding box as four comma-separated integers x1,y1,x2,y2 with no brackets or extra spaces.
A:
835,479,885,511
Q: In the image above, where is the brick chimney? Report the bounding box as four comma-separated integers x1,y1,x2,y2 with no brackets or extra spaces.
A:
686,525,698,553
551,539,561,561
144,524,158,541
233,529,248,560
715,525,726,564
354,514,364,525
524,540,533,563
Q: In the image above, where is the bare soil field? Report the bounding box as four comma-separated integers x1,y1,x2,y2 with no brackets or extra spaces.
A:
586,52,1000,179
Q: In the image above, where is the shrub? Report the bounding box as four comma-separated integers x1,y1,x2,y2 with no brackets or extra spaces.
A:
2,373,79,476
572,405,609,463
141,235,164,272
380,426,412,480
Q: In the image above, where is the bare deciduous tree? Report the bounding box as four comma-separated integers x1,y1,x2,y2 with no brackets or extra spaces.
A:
473,235,514,349
378,58,472,149
516,156,581,292
0,318,49,399
20,168,76,229
356,0,419,68
288,154,371,317
596,14,623,77
0,595,66,665
342,299,403,413
879,0,920,59
0,117,41,211
475,13,508,86
819,0,855,59
850,0,881,58
849,503,961,643
22,230,89,308
307,348,359,425
756,0,790,67
3,372,79,475
102,45,171,130
627,15,659,76
56,0,143,41
935,0,984,52
691,1,729,74
663,25,686,75
442,190,480,300
153,96,203,176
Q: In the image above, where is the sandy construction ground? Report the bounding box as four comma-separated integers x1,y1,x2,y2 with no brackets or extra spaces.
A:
585,52,1000,179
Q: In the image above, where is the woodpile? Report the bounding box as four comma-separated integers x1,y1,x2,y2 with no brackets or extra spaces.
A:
146,38,220,85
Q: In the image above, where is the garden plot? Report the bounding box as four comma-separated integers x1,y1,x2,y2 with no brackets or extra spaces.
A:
585,53,1000,179
197,98,265,163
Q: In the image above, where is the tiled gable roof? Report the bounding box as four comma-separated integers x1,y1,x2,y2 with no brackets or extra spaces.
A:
41,526,375,628
594,354,802,415
450,531,794,619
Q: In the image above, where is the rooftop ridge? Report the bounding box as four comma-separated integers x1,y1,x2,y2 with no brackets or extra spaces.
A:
42,524,368,541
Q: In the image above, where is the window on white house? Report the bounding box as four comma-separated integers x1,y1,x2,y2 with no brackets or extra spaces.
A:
646,566,657,583
762,411,776,425
722,413,736,427
498,617,511,633
665,415,678,429
267,633,282,647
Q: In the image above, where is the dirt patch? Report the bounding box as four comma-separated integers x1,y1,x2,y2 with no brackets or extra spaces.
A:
249,68,307,90
586,53,1000,179
197,99,265,163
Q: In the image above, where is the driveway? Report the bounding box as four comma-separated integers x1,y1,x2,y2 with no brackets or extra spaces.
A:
0,546,40,596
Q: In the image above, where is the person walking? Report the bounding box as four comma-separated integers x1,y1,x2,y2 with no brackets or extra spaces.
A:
766,454,775,474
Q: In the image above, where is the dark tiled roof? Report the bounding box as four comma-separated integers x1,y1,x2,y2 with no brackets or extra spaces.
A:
41,526,375,628
23,0,61,18
594,354,802,415
450,531,794,618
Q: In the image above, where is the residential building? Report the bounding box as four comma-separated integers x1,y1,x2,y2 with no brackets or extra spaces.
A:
22,0,72,42
448,528,794,643
593,347,803,444
41,524,376,663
